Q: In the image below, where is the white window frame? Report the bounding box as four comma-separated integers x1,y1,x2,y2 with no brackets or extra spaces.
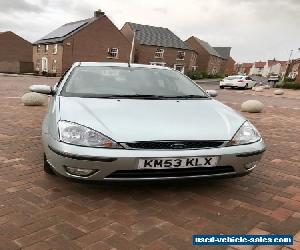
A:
174,64,184,73
192,53,197,60
45,44,49,53
53,44,58,54
107,48,119,58
155,48,164,58
177,51,185,60
37,44,41,53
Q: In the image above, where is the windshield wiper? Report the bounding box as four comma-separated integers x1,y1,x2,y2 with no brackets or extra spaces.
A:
96,94,167,99
165,95,209,99
76,94,209,99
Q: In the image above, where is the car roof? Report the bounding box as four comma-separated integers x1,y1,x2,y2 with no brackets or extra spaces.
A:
74,62,171,70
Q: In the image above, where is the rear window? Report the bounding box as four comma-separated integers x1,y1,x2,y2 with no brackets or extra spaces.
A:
225,76,243,80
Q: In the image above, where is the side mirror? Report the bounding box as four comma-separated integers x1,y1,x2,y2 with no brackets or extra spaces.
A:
206,90,218,97
29,85,55,95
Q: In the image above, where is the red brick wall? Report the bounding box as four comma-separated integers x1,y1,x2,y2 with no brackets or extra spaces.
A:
224,57,235,75
0,31,32,62
185,37,210,72
62,16,131,73
0,31,32,73
296,64,300,83
132,44,195,72
185,37,222,74
207,56,222,75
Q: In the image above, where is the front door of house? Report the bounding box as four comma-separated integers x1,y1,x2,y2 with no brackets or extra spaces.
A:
41,57,48,72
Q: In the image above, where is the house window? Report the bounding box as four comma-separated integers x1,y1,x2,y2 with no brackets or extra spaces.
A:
191,66,197,71
191,52,197,62
45,44,49,53
53,44,58,54
155,48,164,58
174,64,184,73
107,48,119,58
177,51,185,60
37,44,41,53
52,59,57,73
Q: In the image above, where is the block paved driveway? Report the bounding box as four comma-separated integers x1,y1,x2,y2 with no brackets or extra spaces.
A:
0,75,299,250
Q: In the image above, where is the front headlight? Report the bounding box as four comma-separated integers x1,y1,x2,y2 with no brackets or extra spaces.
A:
227,121,261,146
58,121,122,148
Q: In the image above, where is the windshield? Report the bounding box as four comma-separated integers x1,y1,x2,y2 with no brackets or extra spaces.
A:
60,66,208,99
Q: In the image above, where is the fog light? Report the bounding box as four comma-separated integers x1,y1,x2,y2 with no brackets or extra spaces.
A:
245,161,257,170
65,166,97,177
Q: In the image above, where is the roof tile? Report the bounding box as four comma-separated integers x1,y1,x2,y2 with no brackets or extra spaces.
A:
126,22,190,50
192,37,221,57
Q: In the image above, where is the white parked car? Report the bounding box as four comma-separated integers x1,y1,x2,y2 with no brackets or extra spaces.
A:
220,75,256,89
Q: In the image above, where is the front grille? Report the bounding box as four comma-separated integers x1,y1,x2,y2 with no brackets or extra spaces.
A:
105,166,235,179
124,141,226,150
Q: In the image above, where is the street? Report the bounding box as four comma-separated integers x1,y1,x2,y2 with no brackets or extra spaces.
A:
199,81,300,110
0,75,299,250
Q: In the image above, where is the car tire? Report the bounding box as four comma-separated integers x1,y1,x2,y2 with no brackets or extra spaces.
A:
244,83,249,89
220,86,224,89
44,154,56,175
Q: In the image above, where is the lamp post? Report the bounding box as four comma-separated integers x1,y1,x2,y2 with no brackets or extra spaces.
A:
283,48,300,82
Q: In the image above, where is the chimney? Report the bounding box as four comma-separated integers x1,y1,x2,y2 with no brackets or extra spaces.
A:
94,9,105,18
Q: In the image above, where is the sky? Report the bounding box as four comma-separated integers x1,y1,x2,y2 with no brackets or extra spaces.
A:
1,0,300,63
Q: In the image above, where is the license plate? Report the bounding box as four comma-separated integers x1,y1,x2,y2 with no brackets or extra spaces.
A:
138,157,218,169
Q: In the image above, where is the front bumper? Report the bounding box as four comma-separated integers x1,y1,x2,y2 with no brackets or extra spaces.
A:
44,136,266,181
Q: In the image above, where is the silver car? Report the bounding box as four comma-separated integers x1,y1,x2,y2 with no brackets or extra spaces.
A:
31,62,266,181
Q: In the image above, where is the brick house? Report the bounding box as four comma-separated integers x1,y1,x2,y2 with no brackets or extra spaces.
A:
249,61,266,75
0,31,33,73
120,22,197,73
262,59,287,77
296,66,300,83
185,36,223,75
213,47,235,75
284,58,300,83
33,10,131,76
237,63,253,75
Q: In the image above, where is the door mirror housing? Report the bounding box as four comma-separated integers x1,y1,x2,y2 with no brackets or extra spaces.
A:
29,85,55,95
206,90,218,97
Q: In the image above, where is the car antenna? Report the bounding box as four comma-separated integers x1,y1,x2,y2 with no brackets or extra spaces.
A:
128,29,139,68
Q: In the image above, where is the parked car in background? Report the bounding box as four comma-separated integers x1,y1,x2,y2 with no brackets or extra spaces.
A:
30,62,265,181
220,75,257,89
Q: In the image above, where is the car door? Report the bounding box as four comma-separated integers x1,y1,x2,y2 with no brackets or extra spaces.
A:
245,77,253,88
247,77,256,87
